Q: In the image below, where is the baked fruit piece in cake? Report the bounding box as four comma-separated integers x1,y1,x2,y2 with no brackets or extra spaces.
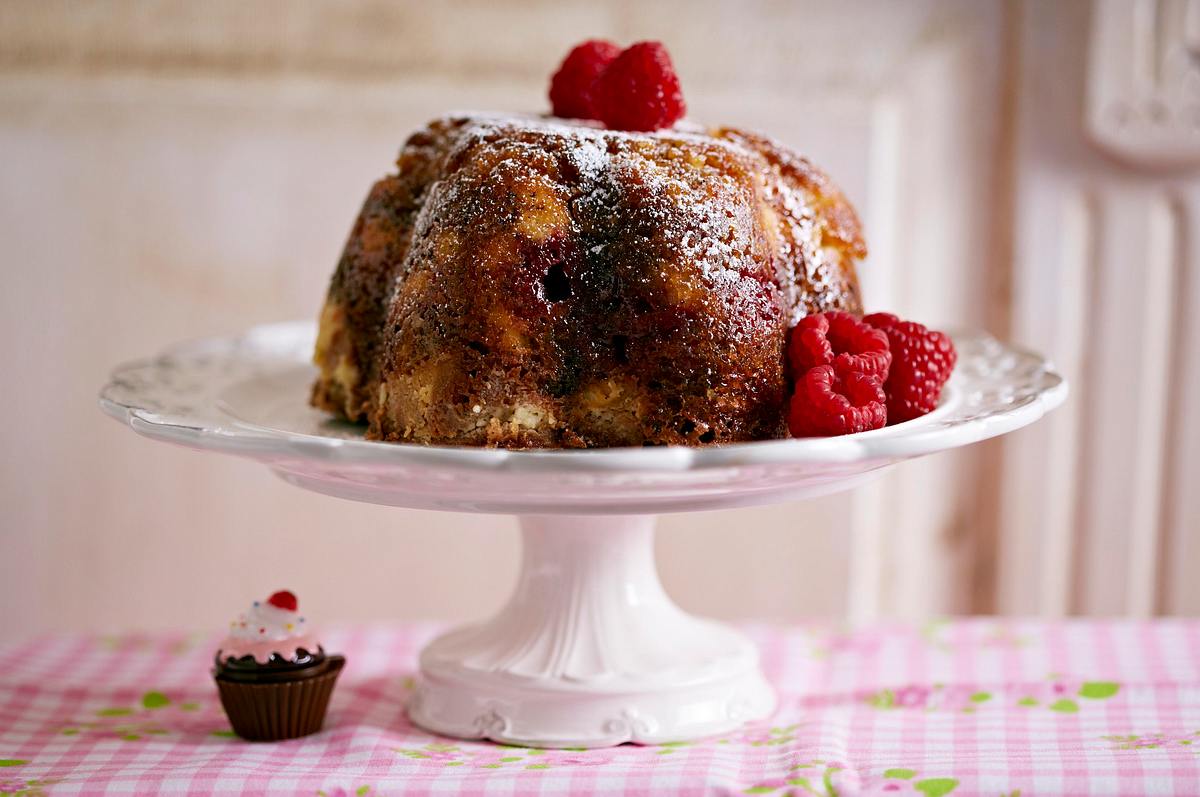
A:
311,114,866,448
213,591,344,741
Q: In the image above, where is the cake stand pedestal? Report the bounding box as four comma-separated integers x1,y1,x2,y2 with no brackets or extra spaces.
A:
100,321,1066,748
410,514,773,747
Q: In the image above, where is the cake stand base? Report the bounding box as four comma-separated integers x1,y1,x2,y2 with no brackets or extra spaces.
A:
407,514,776,748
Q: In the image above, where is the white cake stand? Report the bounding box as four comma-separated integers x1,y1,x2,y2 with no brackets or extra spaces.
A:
100,321,1065,748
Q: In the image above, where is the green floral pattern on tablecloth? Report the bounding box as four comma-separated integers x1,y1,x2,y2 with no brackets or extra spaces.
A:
1102,731,1200,751
0,778,60,797
55,689,224,742
0,620,1195,795
743,762,967,795
862,678,1121,715
316,786,374,797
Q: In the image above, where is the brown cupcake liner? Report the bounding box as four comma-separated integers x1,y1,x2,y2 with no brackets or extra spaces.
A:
215,656,344,741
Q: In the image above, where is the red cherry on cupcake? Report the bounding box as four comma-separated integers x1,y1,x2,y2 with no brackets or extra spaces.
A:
267,590,298,612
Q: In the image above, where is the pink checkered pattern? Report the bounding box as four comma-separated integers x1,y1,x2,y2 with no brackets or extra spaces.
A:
0,620,1198,795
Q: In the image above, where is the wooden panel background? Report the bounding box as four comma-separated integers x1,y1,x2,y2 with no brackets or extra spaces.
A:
0,0,1194,637
997,0,1200,618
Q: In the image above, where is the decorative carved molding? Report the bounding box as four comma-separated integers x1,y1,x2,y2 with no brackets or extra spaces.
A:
601,709,657,738
1087,0,1200,168
472,708,511,738
1003,0,1199,617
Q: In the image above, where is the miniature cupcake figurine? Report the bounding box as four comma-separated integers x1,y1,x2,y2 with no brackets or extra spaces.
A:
213,590,345,741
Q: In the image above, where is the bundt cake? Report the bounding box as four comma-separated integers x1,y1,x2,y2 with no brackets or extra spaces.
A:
311,113,866,447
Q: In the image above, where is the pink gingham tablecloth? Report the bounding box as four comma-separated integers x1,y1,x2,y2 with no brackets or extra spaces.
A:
1,620,1198,796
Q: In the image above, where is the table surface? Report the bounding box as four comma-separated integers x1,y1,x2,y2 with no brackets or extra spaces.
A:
1,619,1197,796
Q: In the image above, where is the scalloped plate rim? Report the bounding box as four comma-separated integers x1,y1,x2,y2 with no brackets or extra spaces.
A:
98,320,1068,473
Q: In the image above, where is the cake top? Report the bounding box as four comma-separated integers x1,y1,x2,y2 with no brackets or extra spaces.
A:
437,110,706,140
217,590,321,665
390,110,865,319
428,111,756,160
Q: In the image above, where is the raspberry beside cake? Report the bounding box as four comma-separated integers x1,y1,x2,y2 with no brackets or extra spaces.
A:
311,114,866,448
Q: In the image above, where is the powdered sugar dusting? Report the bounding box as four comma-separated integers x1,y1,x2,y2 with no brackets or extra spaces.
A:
566,137,609,183
436,111,754,158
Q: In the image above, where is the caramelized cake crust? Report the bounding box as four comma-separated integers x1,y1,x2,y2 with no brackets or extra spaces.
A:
312,114,865,447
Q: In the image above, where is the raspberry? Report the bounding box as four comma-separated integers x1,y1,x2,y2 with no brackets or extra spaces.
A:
788,365,887,437
863,312,957,423
787,311,892,380
267,590,298,612
593,41,686,132
549,39,621,120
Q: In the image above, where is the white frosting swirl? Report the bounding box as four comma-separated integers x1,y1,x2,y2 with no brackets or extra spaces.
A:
218,598,320,664
228,600,306,642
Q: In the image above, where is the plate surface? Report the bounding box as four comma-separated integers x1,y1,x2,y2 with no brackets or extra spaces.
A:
100,321,1066,513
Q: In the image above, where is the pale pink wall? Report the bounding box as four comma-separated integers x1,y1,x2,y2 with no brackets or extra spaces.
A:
5,0,957,638
4,0,1190,638
0,69,877,636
